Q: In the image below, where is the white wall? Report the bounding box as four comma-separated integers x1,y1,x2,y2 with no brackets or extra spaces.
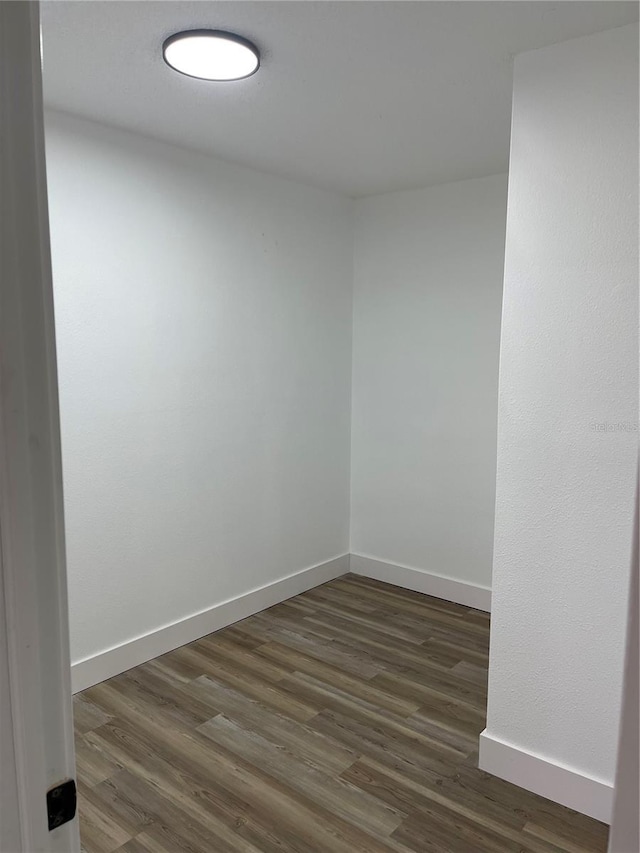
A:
45,111,354,667
482,24,638,822
351,174,508,594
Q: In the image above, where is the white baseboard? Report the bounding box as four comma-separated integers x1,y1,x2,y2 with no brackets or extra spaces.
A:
73,556,612,826
349,554,491,612
479,730,613,824
72,552,490,693
71,554,350,693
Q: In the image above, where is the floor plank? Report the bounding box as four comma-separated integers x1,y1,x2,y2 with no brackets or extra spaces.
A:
75,574,608,853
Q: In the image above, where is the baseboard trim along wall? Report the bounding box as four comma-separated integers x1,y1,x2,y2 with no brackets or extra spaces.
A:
71,554,350,693
349,553,492,612
73,556,614,825
479,730,614,824
72,552,492,692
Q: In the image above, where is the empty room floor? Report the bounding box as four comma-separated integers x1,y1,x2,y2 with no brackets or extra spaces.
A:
73,575,608,853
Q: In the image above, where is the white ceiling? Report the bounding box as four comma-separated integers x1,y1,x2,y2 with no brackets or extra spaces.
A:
41,1,638,197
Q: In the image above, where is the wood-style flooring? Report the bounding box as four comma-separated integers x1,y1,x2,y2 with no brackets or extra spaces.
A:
74,574,609,853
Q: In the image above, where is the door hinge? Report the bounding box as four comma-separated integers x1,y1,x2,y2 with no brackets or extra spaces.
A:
46,779,77,831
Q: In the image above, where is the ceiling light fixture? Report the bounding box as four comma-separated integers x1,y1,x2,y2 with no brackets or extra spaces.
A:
163,29,260,81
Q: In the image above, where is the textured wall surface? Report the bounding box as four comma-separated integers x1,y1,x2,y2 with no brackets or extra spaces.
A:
486,24,638,785
351,174,508,589
45,111,354,665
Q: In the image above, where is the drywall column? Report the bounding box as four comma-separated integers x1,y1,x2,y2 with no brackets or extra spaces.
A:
481,25,638,824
